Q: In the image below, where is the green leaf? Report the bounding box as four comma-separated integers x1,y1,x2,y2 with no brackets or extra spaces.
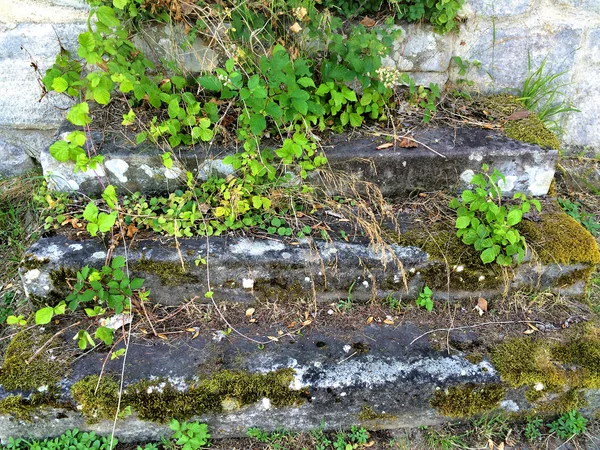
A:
507,209,523,226
113,0,128,8
52,77,69,93
349,113,363,127
66,102,91,126
83,202,99,223
249,114,267,134
199,75,222,92
93,87,111,105
95,326,114,346
87,223,99,236
130,278,144,290
96,6,120,27
480,247,497,264
49,140,70,162
455,216,471,229
168,99,180,119
102,185,117,209
97,212,117,232
297,77,316,88
35,307,54,325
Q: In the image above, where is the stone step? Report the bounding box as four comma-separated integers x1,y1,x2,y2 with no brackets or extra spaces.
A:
20,206,599,308
41,125,557,198
1,321,599,444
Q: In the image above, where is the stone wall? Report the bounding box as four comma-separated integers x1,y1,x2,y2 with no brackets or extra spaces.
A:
0,0,598,176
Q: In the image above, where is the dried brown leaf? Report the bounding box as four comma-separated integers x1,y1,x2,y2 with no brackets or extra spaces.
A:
360,16,376,27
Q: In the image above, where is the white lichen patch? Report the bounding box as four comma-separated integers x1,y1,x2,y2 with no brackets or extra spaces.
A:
139,164,155,178
498,175,517,193
105,159,129,183
242,278,254,289
230,238,285,256
500,400,519,412
285,355,496,390
460,169,475,184
92,251,107,259
69,244,83,251
164,166,183,179
527,167,555,196
261,398,271,410
469,152,483,162
24,269,41,283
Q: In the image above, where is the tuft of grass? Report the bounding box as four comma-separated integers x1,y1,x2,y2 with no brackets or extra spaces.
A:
519,53,579,134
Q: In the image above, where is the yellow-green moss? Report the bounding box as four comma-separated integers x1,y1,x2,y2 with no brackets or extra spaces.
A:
480,94,560,150
490,338,567,392
71,375,120,423
538,389,587,414
396,227,503,291
0,395,35,420
0,330,67,391
519,211,600,266
466,352,484,365
430,384,505,418
21,256,50,270
131,259,199,286
0,392,58,420
359,405,396,421
553,334,600,389
71,368,307,424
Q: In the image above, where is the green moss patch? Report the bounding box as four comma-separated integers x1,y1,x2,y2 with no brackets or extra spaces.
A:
0,330,68,391
490,328,600,413
430,384,505,418
519,211,600,266
0,392,59,421
131,259,199,286
359,405,396,421
71,368,307,424
396,227,503,291
480,95,560,150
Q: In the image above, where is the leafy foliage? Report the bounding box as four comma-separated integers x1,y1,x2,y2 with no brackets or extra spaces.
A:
449,165,541,266
547,410,587,440
416,285,434,311
170,419,211,450
3,429,116,450
558,198,600,236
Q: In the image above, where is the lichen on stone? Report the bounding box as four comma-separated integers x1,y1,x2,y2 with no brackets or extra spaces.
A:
430,383,505,418
0,329,68,391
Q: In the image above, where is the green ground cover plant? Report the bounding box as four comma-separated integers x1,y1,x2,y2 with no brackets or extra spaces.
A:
449,165,541,266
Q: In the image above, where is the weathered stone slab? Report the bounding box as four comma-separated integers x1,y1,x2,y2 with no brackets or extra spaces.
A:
20,210,595,308
41,126,558,198
133,23,220,73
0,323,504,443
0,23,84,131
0,138,35,178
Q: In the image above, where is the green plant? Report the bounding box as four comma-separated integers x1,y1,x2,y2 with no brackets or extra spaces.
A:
449,165,541,266
547,410,587,440
524,416,543,441
416,285,433,311
0,291,15,325
3,428,117,450
558,198,600,236
169,419,211,450
384,294,401,310
337,280,356,311
400,74,440,123
137,444,159,450
519,54,579,133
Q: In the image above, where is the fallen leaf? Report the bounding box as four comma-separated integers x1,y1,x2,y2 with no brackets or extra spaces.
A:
506,110,530,121
397,137,418,148
488,439,494,450
294,6,307,20
366,316,374,325
302,319,313,326
289,22,302,33
277,330,284,336
523,329,535,334
157,333,168,340
419,193,428,198
126,223,138,238
475,297,488,315
186,328,196,333
383,318,394,325
497,442,505,450
245,308,255,317
295,211,305,218
360,16,376,27
249,318,256,323
527,323,540,332
376,142,394,150
364,441,375,448
267,336,279,342
288,321,297,328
